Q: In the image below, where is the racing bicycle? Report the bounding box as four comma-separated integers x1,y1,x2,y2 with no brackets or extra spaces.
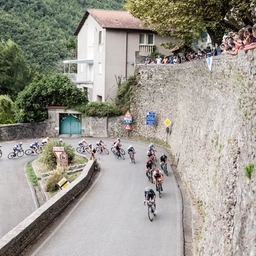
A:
146,167,153,183
128,151,135,164
145,198,156,221
155,179,163,198
76,145,90,154
8,149,24,159
161,162,168,176
96,145,109,154
25,147,40,155
111,145,125,155
113,149,125,160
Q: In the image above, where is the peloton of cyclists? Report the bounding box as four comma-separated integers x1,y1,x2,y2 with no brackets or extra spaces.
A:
144,186,157,214
30,141,39,153
153,168,164,191
13,142,23,155
127,145,135,162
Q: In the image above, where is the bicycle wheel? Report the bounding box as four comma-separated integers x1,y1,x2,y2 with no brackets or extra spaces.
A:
120,148,125,155
0,151,2,158
148,205,154,221
103,148,109,154
111,146,115,153
8,152,15,159
157,183,161,198
76,147,83,154
17,150,24,157
96,147,101,154
85,147,90,154
25,149,32,155
121,154,125,160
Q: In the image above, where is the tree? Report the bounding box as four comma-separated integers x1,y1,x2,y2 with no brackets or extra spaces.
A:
0,95,15,124
125,0,255,45
15,73,88,123
0,40,31,100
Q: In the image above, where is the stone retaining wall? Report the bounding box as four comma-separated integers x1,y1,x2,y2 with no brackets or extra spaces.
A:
0,160,97,256
129,50,256,256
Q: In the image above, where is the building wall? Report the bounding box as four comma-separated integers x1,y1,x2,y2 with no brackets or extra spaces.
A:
129,51,256,256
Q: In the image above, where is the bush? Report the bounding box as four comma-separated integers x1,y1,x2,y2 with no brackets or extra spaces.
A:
84,102,121,117
40,139,75,169
45,166,69,192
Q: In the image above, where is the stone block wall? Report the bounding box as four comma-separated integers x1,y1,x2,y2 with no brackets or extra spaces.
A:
129,50,256,255
0,122,47,141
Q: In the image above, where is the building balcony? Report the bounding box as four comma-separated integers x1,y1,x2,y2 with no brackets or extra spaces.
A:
139,45,155,56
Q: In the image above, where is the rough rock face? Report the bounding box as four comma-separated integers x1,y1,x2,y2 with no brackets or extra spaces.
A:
131,51,256,256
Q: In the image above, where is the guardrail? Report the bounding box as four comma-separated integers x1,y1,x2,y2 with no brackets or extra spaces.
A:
0,160,98,256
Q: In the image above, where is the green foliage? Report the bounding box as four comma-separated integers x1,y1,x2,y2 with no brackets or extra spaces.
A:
115,75,137,113
84,102,121,117
15,73,88,123
0,40,32,100
150,51,164,58
26,162,38,186
40,139,75,170
0,95,15,124
0,1,125,70
125,0,256,45
244,164,254,179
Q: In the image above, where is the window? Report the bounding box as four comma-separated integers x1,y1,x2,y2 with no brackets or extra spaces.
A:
97,95,102,102
139,33,154,45
99,31,103,45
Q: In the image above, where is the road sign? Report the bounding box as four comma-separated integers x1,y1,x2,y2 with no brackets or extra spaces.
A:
124,123,132,130
124,111,132,123
146,111,156,125
53,147,64,160
57,177,70,189
164,119,171,127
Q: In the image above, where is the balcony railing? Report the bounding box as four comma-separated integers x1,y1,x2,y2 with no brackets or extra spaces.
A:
139,45,155,56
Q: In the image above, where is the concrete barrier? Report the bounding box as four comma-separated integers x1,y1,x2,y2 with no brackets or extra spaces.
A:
0,160,98,256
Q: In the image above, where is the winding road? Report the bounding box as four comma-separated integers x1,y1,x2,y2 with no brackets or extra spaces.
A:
1,138,183,255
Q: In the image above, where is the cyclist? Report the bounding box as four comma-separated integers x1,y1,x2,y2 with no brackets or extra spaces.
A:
148,143,157,163
113,138,121,155
42,137,50,145
13,142,23,155
78,139,88,152
153,168,164,191
127,145,135,162
160,153,167,170
88,144,96,160
146,158,153,177
144,186,157,213
96,139,105,152
113,138,121,145
30,141,39,153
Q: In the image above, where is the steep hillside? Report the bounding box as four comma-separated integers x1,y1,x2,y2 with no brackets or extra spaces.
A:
0,0,125,70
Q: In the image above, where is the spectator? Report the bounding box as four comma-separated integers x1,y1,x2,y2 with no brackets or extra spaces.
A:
162,56,169,64
156,55,162,64
244,23,256,53
145,58,150,65
168,56,174,64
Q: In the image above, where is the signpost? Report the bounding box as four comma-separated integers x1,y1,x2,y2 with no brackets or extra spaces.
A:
164,119,171,143
164,119,171,127
145,111,156,139
124,123,132,131
124,111,133,135
53,147,65,160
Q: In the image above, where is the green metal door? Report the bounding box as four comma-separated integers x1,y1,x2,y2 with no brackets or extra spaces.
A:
60,114,82,134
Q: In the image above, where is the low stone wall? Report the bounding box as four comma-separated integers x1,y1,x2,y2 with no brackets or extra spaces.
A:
0,122,47,141
0,160,97,256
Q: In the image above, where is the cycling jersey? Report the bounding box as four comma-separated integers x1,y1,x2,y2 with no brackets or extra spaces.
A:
30,142,38,148
146,160,153,169
160,155,167,163
144,189,156,200
127,147,134,152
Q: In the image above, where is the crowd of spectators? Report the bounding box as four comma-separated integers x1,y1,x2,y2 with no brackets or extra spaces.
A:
145,22,256,65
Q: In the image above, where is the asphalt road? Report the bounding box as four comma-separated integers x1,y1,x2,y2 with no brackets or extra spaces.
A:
21,138,184,256
0,139,39,238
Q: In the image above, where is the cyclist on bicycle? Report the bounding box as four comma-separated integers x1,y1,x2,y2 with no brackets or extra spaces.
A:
127,145,135,162
113,138,121,145
96,139,105,152
148,143,157,163
88,144,96,160
113,138,121,155
144,186,157,213
78,139,87,152
153,168,164,191
160,153,167,170
146,158,153,177
30,141,39,153
42,137,50,145
13,142,23,155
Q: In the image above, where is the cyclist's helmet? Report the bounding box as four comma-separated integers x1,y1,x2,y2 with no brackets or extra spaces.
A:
129,145,132,148
59,138,62,142
20,142,23,145
155,168,159,173
89,143,92,147
162,153,166,157
47,137,49,140
145,186,150,192
36,141,38,143
117,138,121,142
147,150,151,156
